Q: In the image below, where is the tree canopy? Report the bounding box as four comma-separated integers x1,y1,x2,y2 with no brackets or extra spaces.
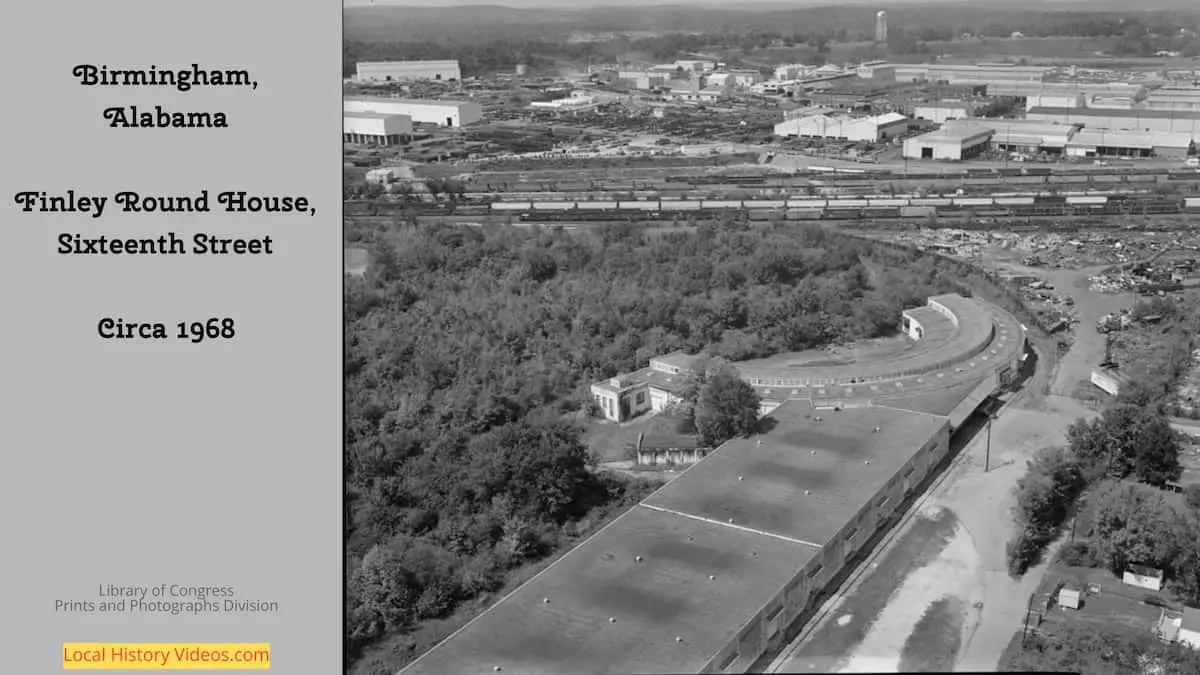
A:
694,366,763,447
1065,405,1182,487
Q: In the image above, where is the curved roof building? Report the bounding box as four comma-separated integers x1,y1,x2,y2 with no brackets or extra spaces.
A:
406,295,1028,675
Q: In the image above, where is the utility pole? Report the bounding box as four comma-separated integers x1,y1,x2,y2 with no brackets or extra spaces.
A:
984,398,998,472
1021,593,1035,646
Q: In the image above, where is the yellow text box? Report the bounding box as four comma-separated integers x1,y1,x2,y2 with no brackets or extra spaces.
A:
63,643,270,670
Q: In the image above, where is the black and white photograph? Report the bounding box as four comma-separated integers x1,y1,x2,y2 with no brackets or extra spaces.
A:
341,1,1200,673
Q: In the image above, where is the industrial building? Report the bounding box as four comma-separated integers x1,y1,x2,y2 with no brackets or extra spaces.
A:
903,123,993,160
912,100,982,123
985,81,1145,101
530,90,601,113
342,111,413,145
865,63,1051,86
343,96,483,128
401,403,954,675
404,295,1025,675
1025,92,1085,111
354,60,462,82
1064,129,1192,159
774,111,908,143
1025,106,1200,143
670,86,726,103
707,70,764,89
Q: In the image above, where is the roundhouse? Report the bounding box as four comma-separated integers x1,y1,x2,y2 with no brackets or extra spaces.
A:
401,296,1027,675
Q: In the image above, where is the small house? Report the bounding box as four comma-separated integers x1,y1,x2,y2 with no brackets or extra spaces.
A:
1124,565,1165,592
1058,587,1082,610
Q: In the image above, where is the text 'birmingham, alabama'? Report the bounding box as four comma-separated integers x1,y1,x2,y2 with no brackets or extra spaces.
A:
72,64,256,128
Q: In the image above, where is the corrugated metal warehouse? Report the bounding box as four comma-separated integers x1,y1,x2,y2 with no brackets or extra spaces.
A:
963,118,1081,154
399,296,1028,675
354,59,462,82
1064,129,1192,159
343,96,483,128
1025,106,1200,143
343,111,413,145
903,123,994,160
774,112,909,143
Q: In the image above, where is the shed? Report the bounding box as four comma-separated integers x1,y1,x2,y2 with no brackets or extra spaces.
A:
1123,565,1165,591
1058,587,1082,610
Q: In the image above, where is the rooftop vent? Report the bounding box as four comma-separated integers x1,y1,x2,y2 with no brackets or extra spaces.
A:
609,617,616,623
676,637,683,643
494,667,502,672
709,575,717,580
738,476,744,481
635,556,643,562
727,518,735,523
874,426,881,433
865,460,871,465
543,597,550,604
815,416,822,421
687,536,694,541
804,490,810,495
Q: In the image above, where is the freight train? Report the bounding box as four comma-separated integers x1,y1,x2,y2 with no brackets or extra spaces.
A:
455,195,1200,222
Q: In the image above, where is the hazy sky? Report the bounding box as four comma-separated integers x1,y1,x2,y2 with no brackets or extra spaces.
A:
342,0,946,8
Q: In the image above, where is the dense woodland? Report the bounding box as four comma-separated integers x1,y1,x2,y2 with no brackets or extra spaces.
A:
343,220,966,671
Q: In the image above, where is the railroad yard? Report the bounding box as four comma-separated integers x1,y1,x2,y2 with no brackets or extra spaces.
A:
345,7,1200,674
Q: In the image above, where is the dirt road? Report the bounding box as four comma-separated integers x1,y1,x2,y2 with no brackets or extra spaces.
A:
770,261,1118,673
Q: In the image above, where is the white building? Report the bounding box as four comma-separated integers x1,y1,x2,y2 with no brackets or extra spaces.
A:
355,60,462,82
343,112,413,145
1026,93,1086,111
530,90,600,112
1066,129,1192,159
903,123,994,160
670,86,726,103
590,352,699,422
343,97,483,127
775,64,814,81
618,71,665,90
1122,565,1164,592
913,101,977,123
774,111,909,143
708,70,763,89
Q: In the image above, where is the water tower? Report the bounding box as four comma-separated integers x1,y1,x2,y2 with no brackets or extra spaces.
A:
875,11,888,43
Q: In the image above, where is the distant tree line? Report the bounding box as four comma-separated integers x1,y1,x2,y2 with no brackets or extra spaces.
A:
344,8,1200,77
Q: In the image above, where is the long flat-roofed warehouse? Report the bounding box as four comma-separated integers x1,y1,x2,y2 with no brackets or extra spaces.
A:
354,59,462,82
343,96,483,128
343,111,413,145
902,123,994,160
401,402,950,675
400,295,1027,675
